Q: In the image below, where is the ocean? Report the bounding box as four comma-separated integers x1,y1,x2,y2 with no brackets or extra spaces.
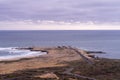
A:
0,30,120,60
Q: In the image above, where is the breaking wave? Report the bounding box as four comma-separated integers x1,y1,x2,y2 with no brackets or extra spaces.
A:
0,47,47,61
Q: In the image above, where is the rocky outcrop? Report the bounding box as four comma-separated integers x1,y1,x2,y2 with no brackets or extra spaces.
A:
34,72,59,79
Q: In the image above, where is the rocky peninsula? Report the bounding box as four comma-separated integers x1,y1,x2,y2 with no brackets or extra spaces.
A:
0,46,120,80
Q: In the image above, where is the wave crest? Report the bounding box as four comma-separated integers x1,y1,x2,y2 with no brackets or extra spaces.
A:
0,47,47,61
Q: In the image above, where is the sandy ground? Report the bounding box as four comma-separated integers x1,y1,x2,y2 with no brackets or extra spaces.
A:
0,47,120,80
0,46,90,74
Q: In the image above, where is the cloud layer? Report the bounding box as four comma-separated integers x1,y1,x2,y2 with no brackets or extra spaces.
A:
0,0,120,22
0,0,120,30
0,20,120,30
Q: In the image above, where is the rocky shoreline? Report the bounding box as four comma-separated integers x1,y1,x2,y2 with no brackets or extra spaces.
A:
15,46,105,60
0,46,120,80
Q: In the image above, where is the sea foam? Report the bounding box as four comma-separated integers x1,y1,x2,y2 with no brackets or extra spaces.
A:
0,47,47,61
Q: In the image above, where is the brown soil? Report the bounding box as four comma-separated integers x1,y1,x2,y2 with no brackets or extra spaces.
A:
0,46,120,80
0,46,87,74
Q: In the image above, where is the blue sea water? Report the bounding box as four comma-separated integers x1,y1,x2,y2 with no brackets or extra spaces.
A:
0,30,120,60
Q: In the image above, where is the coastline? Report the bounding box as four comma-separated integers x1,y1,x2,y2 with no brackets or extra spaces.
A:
0,46,120,80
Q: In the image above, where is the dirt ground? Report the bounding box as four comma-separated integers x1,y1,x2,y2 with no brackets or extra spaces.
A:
0,46,120,80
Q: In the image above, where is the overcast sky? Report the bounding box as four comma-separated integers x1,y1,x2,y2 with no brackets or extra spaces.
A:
0,0,120,30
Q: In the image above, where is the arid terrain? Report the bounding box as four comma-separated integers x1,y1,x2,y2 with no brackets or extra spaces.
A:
0,46,120,80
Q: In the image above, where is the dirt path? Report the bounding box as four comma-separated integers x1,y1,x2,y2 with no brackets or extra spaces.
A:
62,67,96,80
68,47,94,65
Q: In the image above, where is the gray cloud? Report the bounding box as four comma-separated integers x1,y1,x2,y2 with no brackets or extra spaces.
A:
0,0,120,23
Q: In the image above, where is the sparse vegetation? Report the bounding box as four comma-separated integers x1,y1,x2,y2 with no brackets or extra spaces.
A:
0,58,120,80
0,47,120,80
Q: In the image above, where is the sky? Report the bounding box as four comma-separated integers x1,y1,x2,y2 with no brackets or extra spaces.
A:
0,0,120,30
